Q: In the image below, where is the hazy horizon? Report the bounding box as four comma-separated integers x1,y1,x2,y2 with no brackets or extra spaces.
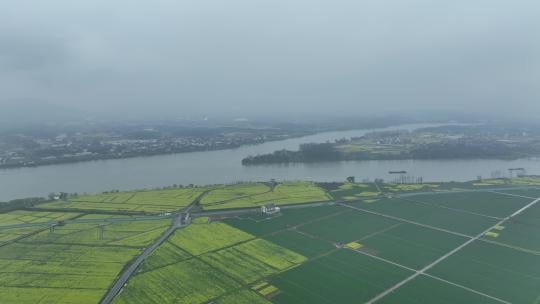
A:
1,0,539,120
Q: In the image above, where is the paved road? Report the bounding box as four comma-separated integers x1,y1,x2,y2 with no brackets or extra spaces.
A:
100,191,209,304
365,196,540,304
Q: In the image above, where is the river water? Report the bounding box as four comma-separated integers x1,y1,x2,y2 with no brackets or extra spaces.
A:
1,123,539,201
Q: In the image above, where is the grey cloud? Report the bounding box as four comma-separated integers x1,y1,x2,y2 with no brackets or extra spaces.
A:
0,0,538,119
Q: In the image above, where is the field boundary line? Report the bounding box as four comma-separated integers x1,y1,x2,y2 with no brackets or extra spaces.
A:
356,223,403,242
488,190,537,200
201,185,273,207
394,186,540,199
349,248,511,304
340,202,540,257
398,197,503,220
479,238,540,256
365,196,540,304
422,273,511,304
339,203,472,239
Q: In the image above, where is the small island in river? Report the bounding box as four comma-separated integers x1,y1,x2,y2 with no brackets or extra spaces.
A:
242,125,540,165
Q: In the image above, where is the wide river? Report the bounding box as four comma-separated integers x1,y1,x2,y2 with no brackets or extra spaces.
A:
1,123,540,201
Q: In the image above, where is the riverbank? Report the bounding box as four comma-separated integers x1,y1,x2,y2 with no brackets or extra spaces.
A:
242,126,540,165
1,123,537,202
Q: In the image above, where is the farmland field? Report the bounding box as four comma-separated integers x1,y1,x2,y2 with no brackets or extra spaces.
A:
405,191,531,218
329,183,381,201
377,276,501,304
215,289,271,304
0,210,80,226
224,204,347,236
352,198,498,235
201,246,278,284
270,250,413,304
359,223,467,269
263,230,334,257
168,221,254,255
429,241,540,304
201,182,330,210
298,210,398,243
113,221,307,303
0,216,169,303
200,183,271,208
39,187,208,213
200,238,306,284
113,258,240,304
1,179,540,303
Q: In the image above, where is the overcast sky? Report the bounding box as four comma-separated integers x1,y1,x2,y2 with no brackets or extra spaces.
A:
0,0,538,119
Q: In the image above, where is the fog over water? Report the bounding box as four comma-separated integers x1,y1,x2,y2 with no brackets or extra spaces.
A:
0,0,539,119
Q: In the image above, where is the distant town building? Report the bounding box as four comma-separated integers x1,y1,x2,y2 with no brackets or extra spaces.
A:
261,203,280,215
346,176,355,183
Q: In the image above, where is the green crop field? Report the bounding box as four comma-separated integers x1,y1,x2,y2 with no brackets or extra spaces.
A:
406,191,531,218
352,198,498,235
201,246,278,284
378,276,500,304
0,216,169,303
271,250,413,304
382,183,441,193
2,180,540,304
201,182,330,210
219,186,540,303
224,204,346,236
0,226,47,244
329,183,381,201
298,210,399,243
39,187,208,213
429,241,540,304
215,289,271,304
200,238,306,284
483,196,540,252
359,223,467,269
21,217,169,247
113,258,241,304
0,210,80,226
113,220,308,303
263,230,334,258
168,221,254,255
139,241,192,272
499,188,540,199
233,239,306,270
200,183,271,208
